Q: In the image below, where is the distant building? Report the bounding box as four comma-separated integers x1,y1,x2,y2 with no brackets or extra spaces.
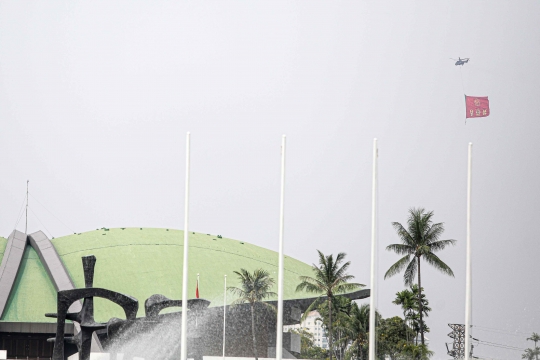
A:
284,310,328,349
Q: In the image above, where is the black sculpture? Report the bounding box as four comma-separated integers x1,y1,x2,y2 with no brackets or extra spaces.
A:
46,255,139,360
145,294,209,317
46,255,212,360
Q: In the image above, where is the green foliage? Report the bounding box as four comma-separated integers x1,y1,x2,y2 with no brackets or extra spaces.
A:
528,332,540,345
522,348,540,360
228,268,277,307
344,303,372,360
384,207,455,286
228,268,276,360
377,317,415,360
524,333,540,360
289,328,328,359
304,299,431,360
317,296,355,360
384,208,455,345
397,344,433,360
296,251,364,360
393,286,430,344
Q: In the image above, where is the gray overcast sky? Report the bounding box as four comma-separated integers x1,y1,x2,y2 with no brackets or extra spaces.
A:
1,1,539,358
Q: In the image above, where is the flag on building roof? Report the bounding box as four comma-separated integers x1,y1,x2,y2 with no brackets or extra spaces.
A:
196,278,200,299
465,95,490,118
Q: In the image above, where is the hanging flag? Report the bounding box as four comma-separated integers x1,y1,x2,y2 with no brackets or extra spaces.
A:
465,95,490,118
196,278,199,299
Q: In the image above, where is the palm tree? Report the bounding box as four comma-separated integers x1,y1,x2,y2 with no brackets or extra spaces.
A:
384,208,456,346
296,251,364,360
317,296,353,360
392,289,415,343
228,268,277,360
410,285,431,317
392,289,415,342
526,333,540,360
345,303,373,360
523,348,540,360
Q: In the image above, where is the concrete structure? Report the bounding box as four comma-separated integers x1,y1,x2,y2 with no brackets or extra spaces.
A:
0,228,369,359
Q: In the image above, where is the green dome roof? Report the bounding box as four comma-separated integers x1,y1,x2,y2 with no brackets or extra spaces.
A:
0,228,315,323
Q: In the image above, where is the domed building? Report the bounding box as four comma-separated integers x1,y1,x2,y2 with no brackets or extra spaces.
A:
0,228,369,360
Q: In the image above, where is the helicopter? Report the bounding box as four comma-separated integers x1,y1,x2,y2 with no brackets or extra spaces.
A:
450,57,470,66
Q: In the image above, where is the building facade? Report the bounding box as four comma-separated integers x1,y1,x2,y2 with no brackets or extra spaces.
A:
284,310,328,349
0,227,370,359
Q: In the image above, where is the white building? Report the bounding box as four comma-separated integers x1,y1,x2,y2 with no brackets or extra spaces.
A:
283,310,328,349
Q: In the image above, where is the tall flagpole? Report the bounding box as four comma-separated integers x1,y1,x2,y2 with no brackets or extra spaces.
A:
223,274,227,360
181,132,191,360
465,143,473,360
275,135,286,360
368,138,378,360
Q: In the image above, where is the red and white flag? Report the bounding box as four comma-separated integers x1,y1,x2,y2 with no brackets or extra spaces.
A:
196,278,199,299
465,95,490,118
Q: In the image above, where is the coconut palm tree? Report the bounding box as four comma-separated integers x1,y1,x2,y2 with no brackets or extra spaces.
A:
392,289,415,343
296,251,364,360
384,208,456,346
228,268,277,360
526,333,540,360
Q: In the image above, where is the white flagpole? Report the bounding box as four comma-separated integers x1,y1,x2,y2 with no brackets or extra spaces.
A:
275,135,286,360
181,132,191,360
465,143,473,360
368,138,378,360
223,274,227,360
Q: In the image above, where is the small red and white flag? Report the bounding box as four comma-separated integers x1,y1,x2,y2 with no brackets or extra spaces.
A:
465,95,490,118
196,274,200,299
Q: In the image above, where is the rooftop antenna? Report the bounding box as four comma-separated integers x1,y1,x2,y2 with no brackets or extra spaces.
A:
25,180,29,234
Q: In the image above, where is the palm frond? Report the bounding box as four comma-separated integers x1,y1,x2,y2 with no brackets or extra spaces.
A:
424,222,445,243
333,260,351,279
227,286,247,298
391,222,414,245
296,275,325,293
334,282,365,294
384,255,411,279
429,239,457,252
422,252,455,277
386,243,414,255
403,257,418,286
